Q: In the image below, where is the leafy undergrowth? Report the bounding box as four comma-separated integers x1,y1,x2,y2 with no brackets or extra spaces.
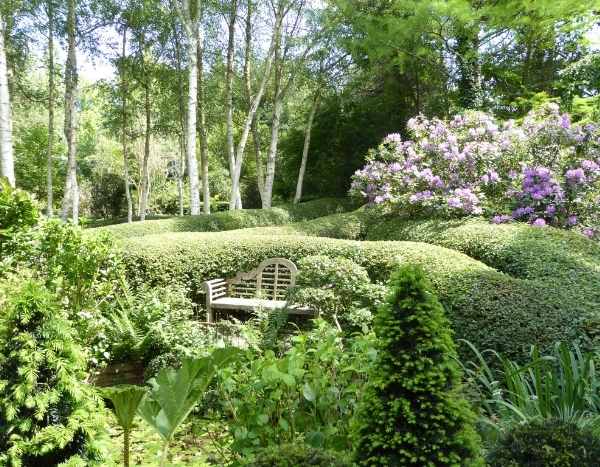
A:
104,419,229,466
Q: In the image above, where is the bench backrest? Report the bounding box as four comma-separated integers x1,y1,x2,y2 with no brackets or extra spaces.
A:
228,258,298,300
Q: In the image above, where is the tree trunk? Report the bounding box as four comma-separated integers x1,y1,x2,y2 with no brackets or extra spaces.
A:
228,10,282,210
46,0,55,215
197,24,210,214
185,30,201,215
455,25,482,110
243,0,265,204
121,26,133,223
173,14,187,217
0,14,15,187
177,134,185,216
294,92,319,204
225,0,241,209
139,80,151,221
61,0,79,223
262,20,283,209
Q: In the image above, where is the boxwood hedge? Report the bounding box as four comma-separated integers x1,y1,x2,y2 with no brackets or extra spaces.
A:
120,233,586,362
92,198,358,239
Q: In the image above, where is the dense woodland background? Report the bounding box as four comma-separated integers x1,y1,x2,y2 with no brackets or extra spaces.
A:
0,0,599,221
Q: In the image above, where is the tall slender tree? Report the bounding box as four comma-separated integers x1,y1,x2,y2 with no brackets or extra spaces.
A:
120,25,133,223
46,0,55,214
0,12,15,187
175,0,202,215
61,0,80,223
197,14,210,214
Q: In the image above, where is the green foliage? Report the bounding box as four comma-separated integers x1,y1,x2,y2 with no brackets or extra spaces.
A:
460,341,600,435
353,264,480,466
91,198,359,239
138,349,240,466
246,442,353,467
487,419,600,467
289,255,386,331
218,321,375,459
103,385,146,467
118,225,589,362
364,213,600,358
0,276,107,466
0,177,39,242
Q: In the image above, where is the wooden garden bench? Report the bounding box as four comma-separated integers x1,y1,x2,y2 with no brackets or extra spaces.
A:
202,258,313,322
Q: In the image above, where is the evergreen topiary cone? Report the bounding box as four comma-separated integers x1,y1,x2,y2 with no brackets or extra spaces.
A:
0,277,108,466
353,264,481,466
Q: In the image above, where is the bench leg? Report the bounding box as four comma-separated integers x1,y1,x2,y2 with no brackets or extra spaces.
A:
206,305,214,323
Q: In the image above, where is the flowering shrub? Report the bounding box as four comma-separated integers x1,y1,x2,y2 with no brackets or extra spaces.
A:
350,103,600,239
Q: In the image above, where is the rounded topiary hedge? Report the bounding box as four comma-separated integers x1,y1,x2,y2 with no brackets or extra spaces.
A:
120,233,585,362
92,198,358,240
487,419,600,467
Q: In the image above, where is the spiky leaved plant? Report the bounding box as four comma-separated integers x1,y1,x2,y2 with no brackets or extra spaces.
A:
353,264,481,466
0,275,107,466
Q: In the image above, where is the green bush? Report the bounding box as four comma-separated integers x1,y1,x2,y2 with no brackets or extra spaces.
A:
218,320,374,457
0,178,38,247
119,232,584,362
246,443,353,467
487,419,600,467
0,276,107,466
289,255,386,331
353,264,480,466
91,197,359,239
240,209,600,359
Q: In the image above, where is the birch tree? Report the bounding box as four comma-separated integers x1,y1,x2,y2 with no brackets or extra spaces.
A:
197,18,210,214
242,0,265,204
120,25,133,223
0,13,15,187
224,0,241,209
261,0,313,208
294,90,318,203
61,0,80,222
46,0,55,215
228,2,283,210
175,0,202,215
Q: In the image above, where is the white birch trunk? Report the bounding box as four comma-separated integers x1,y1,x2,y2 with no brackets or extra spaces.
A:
61,0,79,223
228,11,282,210
225,0,241,209
139,80,151,221
46,0,55,215
243,0,265,204
294,92,319,204
176,0,201,215
121,26,133,223
0,15,15,187
197,24,210,214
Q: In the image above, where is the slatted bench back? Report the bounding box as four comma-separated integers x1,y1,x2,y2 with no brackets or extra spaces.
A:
228,258,298,300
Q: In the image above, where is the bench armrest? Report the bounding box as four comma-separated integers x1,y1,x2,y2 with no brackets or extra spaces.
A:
203,278,227,305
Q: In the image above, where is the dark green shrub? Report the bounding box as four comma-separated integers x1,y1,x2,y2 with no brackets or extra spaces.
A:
246,442,353,466
119,232,582,362
91,197,358,239
487,419,600,467
0,276,107,465
353,264,480,466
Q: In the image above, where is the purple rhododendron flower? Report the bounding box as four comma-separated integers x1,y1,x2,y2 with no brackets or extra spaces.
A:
532,218,547,227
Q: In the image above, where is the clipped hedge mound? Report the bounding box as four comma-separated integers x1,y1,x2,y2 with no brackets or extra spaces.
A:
92,198,358,239
120,233,584,362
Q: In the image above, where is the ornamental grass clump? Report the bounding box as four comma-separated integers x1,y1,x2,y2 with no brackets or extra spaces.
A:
0,276,107,466
353,264,481,466
350,103,600,238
